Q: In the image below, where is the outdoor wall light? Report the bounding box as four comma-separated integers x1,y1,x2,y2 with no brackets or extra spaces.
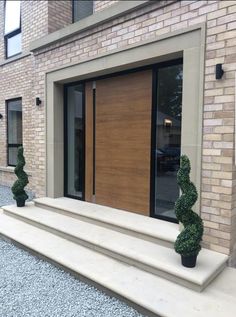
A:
164,118,172,127
215,64,224,80
36,97,42,106
0,114,3,119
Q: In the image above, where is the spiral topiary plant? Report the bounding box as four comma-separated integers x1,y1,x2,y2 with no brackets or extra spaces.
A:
11,146,29,207
174,155,204,267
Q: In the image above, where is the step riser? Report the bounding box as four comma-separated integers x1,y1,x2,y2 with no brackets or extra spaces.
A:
4,209,204,292
0,226,160,317
34,201,174,249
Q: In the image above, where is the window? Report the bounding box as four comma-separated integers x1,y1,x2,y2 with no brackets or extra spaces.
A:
4,0,21,58
7,99,23,166
73,0,93,23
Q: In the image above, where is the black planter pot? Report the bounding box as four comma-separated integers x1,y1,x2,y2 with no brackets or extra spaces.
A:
16,199,26,207
181,254,197,268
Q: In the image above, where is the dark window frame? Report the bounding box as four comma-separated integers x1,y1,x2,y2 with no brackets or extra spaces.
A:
4,0,22,59
6,98,23,167
72,0,94,23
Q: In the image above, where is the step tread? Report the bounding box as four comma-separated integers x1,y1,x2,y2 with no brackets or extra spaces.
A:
34,197,179,243
3,204,228,289
0,213,235,317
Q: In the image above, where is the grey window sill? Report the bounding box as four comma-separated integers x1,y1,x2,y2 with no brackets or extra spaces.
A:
0,52,31,67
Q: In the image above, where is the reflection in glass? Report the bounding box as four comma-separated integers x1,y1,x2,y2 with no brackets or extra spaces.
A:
7,99,22,166
73,0,93,22
155,63,183,221
5,0,21,58
4,0,21,34
66,84,84,198
8,148,19,166
7,33,22,58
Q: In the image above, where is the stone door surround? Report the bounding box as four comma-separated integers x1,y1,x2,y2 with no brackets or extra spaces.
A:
45,24,205,216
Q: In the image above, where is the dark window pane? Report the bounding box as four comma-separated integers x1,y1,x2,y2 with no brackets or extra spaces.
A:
8,99,22,144
4,0,21,35
8,147,19,166
73,0,93,22
7,99,22,166
155,63,183,221
7,33,22,58
66,84,84,198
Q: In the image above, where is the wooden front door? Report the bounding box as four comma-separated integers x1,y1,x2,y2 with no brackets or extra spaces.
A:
85,70,152,215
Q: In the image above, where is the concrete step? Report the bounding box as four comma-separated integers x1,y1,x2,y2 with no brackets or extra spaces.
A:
3,203,228,292
0,212,235,317
34,197,179,248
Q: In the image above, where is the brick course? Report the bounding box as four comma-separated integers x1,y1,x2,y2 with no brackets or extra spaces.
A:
94,0,118,12
48,0,72,33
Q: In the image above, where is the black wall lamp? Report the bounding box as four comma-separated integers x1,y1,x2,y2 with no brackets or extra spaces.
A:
0,114,3,119
215,64,224,80
36,97,42,106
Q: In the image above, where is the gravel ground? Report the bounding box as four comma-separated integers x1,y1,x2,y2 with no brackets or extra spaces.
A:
0,185,34,207
0,239,145,317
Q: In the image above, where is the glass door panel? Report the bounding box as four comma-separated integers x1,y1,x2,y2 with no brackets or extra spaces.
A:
65,84,84,199
154,62,183,222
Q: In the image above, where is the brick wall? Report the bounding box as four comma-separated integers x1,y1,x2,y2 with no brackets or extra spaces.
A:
0,169,17,187
21,0,49,52
94,0,118,12
0,0,68,193
1,0,236,264
0,0,49,192
0,57,33,168
48,0,72,33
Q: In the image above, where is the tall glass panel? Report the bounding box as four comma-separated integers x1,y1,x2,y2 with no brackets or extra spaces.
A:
7,99,22,166
66,84,84,199
155,63,183,221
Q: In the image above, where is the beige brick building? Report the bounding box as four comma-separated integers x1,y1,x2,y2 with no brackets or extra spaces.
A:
1,0,236,266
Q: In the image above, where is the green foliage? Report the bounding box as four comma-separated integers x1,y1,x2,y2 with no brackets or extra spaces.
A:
11,147,29,203
158,64,183,119
174,155,204,257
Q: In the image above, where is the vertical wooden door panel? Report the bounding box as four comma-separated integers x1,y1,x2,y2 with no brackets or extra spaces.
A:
95,70,152,215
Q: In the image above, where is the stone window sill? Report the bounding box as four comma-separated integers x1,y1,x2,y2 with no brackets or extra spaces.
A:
0,52,31,67
0,166,31,176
